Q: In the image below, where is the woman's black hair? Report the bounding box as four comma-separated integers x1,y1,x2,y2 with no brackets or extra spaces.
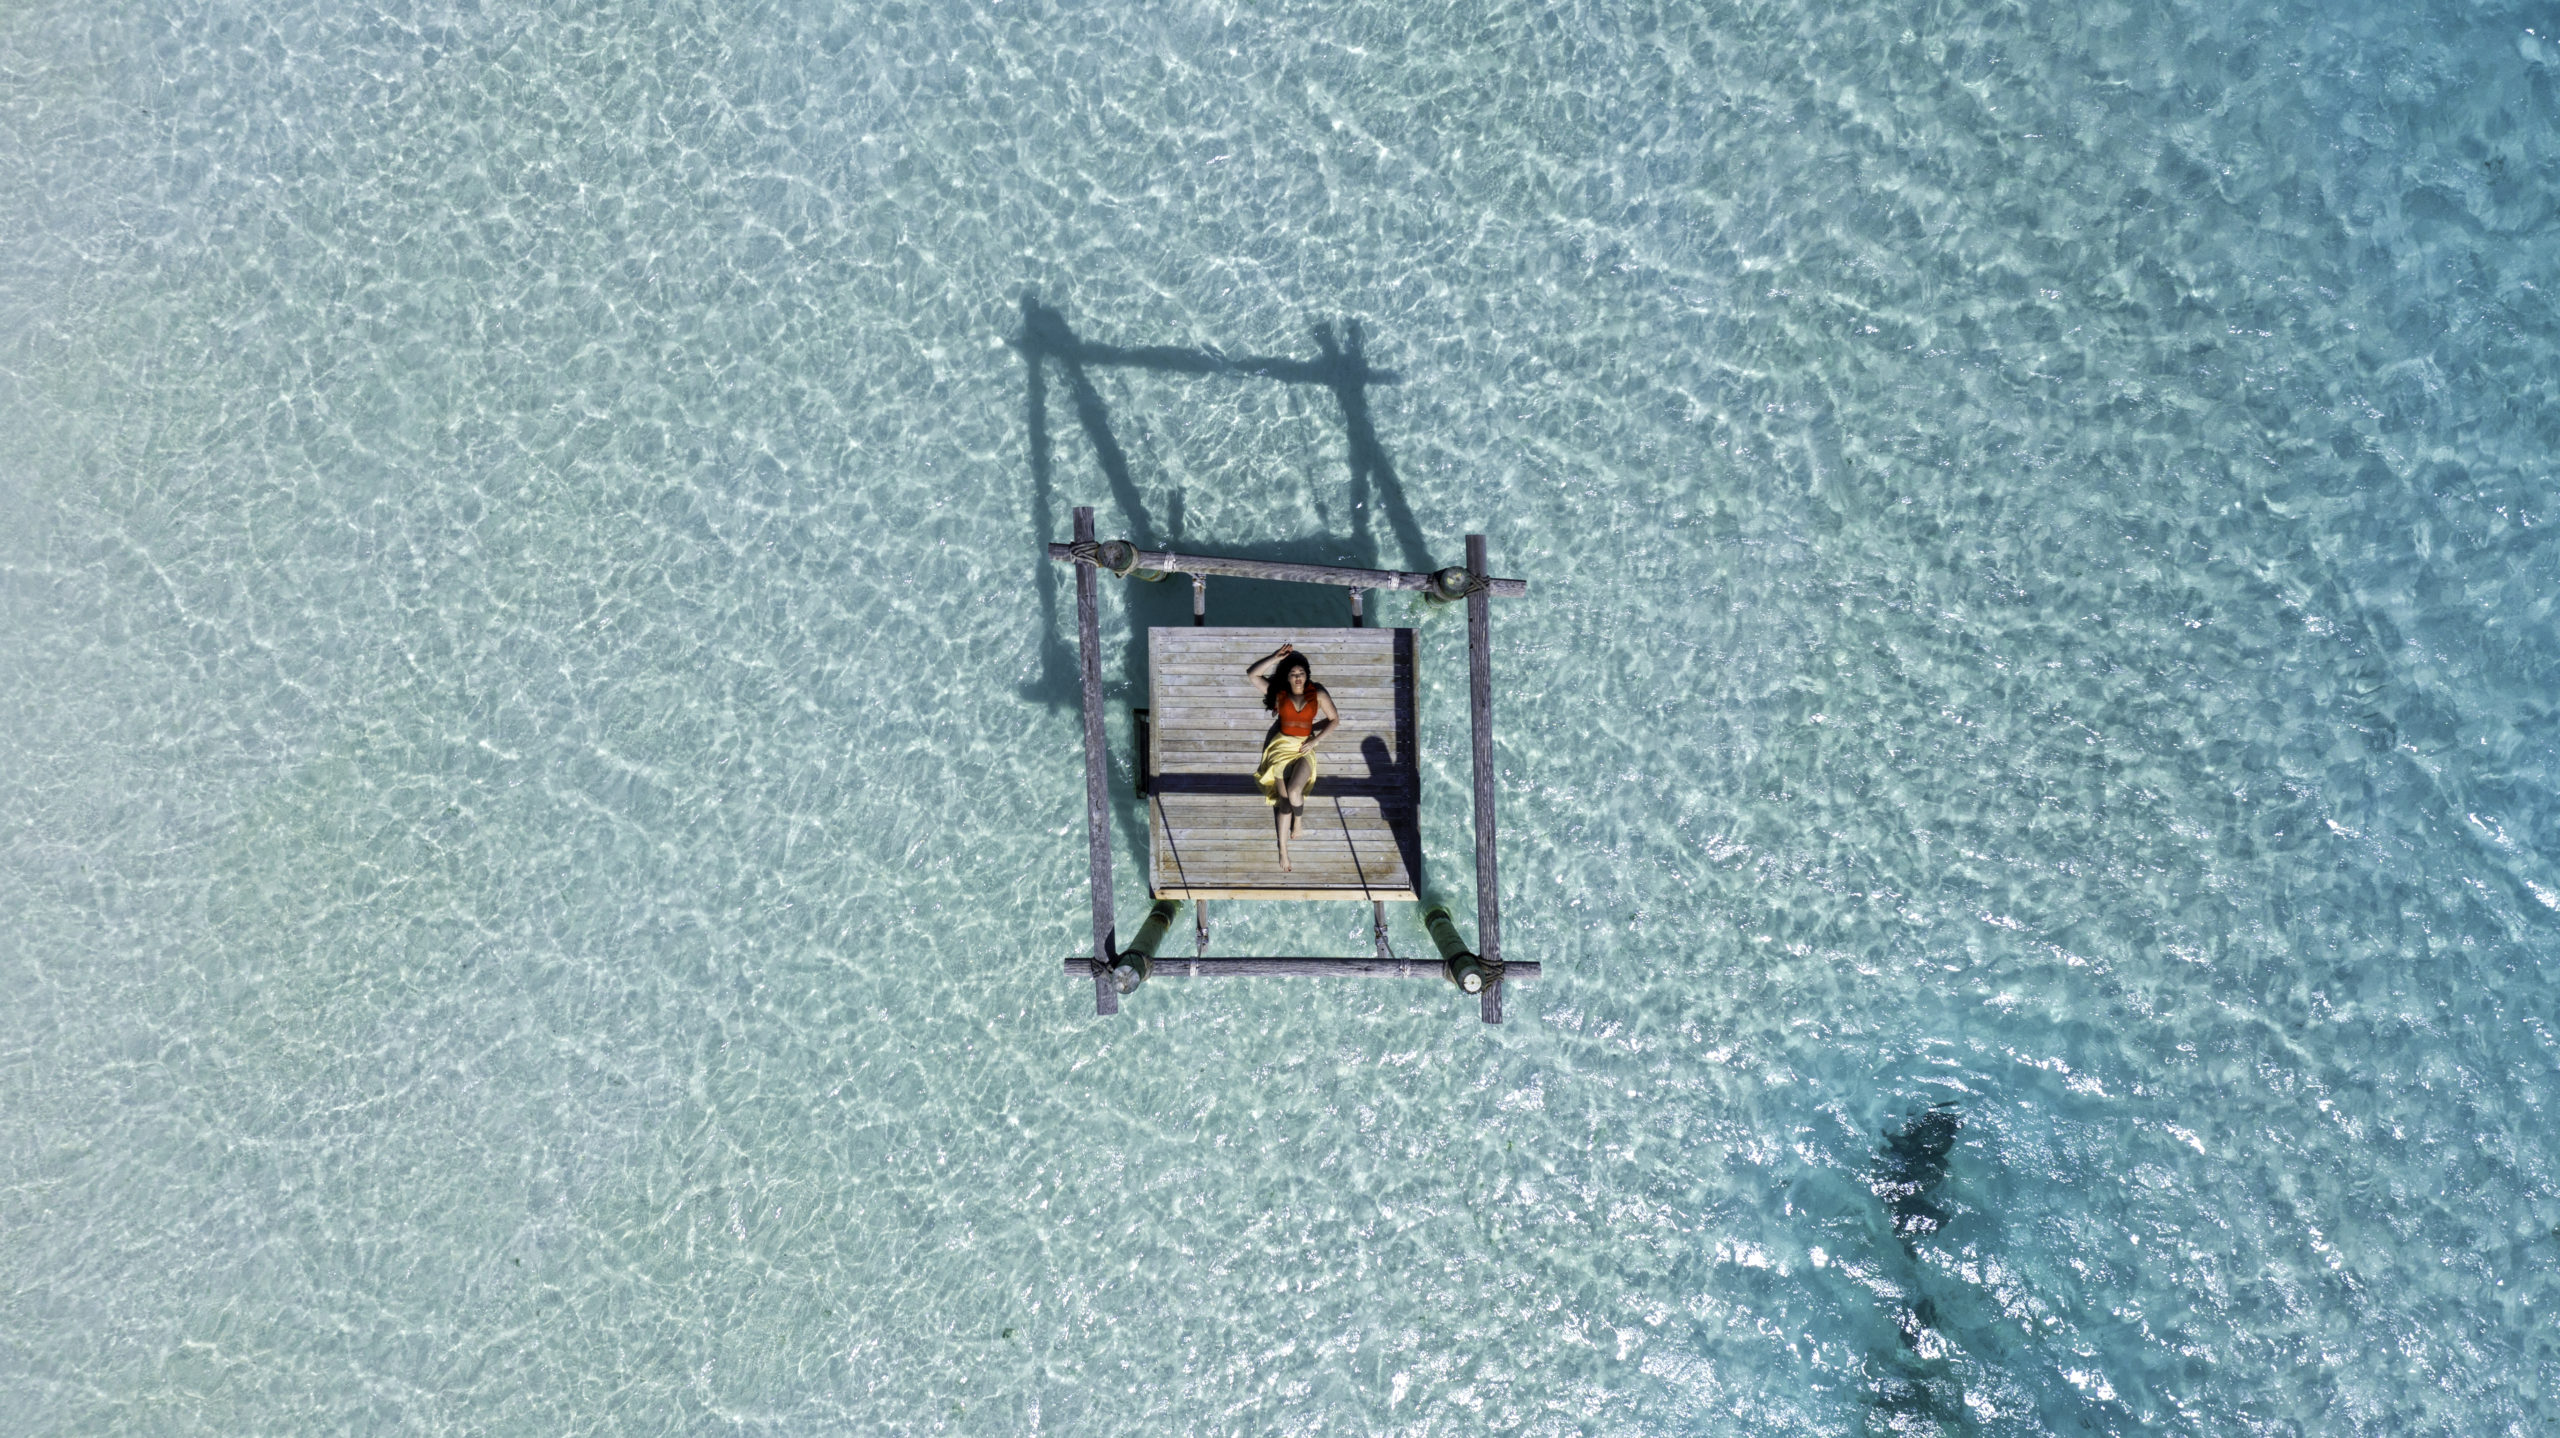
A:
1262,653,1318,713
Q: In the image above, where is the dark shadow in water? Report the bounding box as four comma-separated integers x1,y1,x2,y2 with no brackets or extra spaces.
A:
1878,1099,1963,1250
1862,1100,1976,1435
1015,331,1081,712
1359,725,1425,888
1019,297,1402,388
1014,295,1433,579
1039,324,1158,542
1849,1098,2117,1436
1312,318,1433,575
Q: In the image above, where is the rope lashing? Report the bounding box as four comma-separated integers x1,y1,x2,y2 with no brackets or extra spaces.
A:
1069,538,1144,576
1427,566,1489,601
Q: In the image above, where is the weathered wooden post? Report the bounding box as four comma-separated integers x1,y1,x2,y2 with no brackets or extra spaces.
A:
1465,533,1505,1024
1072,506,1118,1016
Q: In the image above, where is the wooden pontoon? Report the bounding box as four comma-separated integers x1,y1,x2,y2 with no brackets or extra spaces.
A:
1051,506,1536,1023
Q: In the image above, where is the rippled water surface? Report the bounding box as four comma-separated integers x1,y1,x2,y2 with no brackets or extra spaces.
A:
7,0,2559,1432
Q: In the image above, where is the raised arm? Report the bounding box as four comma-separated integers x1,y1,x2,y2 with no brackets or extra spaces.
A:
1244,643,1293,692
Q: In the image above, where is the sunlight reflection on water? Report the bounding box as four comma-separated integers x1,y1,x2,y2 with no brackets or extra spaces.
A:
4,0,2556,1432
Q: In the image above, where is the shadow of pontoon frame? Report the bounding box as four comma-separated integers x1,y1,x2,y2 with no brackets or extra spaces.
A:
1010,294,1440,894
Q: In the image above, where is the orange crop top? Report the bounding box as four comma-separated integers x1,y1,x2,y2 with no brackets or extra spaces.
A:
1276,689,1321,737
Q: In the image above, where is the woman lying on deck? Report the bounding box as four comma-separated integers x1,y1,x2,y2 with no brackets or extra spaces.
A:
1245,643,1338,873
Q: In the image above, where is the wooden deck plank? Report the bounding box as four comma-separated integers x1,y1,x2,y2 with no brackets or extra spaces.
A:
1152,813,1409,834
1153,740,1399,758
1151,648,1400,663
1152,759,1404,772
1158,875,1412,892
1150,715,1401,734
1151,631,1399,652
1154,643,1400,655
1152,715,1403,730
1153,845,1406,861
1155,658,1403,671
1152,728,1403,741
1151,703,1402,721
1155,829,1413,857
1153,639,1403,653
1151,626,1403,644
1157,826,1409,843
1156,667,1398,681
1153,837,1406,854
1154,845,1406,863
1155,873,1406,890
1149,802,1409,827
1150,660,1404,677
1151,888,1421,902
1153,817,1409,836
1154,748,1400,765
1154,823,1409,842
1155,684,1401,699
1063,956,1540,977
1149,625,1419,903
1152,711,1402,729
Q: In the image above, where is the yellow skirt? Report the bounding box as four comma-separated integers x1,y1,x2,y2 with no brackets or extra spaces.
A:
1255,735,1318,806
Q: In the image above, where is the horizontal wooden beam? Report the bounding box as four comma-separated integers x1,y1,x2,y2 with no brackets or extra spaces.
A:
1073,506,1117,1017
1062,956,1540,978
1049,543,1527,597
1150,886,1419,902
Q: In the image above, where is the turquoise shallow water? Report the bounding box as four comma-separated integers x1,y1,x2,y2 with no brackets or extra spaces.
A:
6,0,2559,1431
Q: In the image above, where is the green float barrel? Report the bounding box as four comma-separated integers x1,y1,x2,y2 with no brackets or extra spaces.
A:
1112,898,1181,993
1422,904,1494,993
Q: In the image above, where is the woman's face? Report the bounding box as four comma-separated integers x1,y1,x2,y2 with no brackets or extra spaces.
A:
1287,664,1308,694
